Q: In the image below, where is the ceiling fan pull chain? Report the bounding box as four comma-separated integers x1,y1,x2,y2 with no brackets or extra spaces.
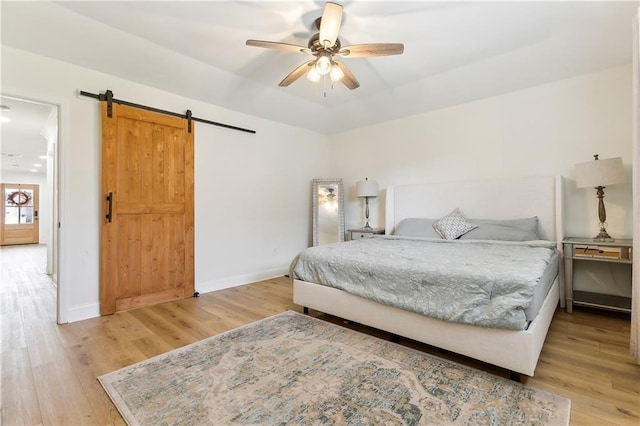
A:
323,75,328,98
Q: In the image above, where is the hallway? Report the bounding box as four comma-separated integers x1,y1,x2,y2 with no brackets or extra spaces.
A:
1,244,60,424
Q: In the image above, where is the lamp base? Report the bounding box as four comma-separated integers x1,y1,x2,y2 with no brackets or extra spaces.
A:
593,226,614,242
362,196,372,230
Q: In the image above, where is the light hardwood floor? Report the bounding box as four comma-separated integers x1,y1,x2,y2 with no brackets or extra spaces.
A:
1,245,639,425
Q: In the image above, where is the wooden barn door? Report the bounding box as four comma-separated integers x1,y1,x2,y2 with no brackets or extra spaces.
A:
100,102,194,315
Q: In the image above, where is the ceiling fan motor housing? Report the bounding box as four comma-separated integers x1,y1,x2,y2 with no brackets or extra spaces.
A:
308,33,341,54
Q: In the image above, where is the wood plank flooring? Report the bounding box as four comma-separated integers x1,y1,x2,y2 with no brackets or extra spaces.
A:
2,244,639,425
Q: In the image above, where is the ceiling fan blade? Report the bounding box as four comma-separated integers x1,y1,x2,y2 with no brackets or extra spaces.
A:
338,43,404,58
334,61,359,90
279,61,314,87
319,2,343,48
246,40,310,54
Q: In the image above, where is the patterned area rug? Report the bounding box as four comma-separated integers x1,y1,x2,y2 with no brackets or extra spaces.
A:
99,311,570,425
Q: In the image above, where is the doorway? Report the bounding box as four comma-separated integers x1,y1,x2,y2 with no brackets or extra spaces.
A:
0,95,60,321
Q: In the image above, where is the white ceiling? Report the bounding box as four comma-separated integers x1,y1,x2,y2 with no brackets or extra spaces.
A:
1,1,638,135
0,97,52,176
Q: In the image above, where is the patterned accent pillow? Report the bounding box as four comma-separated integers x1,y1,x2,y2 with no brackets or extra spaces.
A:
432,209,478,240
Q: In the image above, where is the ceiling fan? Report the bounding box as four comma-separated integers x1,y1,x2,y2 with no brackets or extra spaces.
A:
246,2,404,90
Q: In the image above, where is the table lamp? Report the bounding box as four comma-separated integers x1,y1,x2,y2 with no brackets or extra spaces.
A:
356,178,378,230
575,154,625,241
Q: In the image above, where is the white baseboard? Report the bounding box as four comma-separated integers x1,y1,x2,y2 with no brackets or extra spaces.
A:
66,302,100,323
196,267,289,295
64,267,289,323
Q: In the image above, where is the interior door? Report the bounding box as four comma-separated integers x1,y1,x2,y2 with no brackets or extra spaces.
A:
100,102,194,315
1,183,39,246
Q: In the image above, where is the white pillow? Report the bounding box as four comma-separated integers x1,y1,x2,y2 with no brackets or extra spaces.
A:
432,209,478,240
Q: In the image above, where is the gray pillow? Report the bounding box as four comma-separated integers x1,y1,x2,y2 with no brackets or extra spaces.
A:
394,218,440,238
460,217,540,241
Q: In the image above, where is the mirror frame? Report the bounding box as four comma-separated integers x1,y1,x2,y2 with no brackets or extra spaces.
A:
312,178,345,246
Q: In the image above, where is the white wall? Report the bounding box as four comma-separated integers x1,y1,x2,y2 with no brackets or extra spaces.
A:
330,66,633,241
2,47,329,322
0,170,48,244
4,45,633,322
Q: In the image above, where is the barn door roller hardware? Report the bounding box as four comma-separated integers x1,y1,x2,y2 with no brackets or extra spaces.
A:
80,89,256,135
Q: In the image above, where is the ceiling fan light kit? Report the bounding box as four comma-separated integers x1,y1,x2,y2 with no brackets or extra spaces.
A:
246,1,404,91
307,67,321,83
329,64,344,82
316,54,332,75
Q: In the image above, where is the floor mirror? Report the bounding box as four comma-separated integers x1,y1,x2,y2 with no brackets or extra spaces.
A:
312,178,345,246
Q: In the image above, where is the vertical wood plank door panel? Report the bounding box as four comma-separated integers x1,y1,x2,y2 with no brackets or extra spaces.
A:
100,103,194,315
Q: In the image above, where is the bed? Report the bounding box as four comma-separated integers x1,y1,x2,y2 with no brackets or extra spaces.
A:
292,176,564,377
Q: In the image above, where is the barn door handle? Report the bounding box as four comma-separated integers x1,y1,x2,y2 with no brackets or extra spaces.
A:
105,192,113,223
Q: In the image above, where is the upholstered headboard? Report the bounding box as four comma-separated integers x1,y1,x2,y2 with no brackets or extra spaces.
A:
385,176,562,242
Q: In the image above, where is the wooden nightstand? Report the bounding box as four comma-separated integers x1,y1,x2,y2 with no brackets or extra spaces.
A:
562,237,632,313
347,228,385,241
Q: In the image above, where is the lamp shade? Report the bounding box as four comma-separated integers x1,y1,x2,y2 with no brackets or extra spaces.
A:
575,156,625,188
356,179,378,198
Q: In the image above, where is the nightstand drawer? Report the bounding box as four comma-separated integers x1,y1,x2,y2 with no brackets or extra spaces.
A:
573,245,622,260
351,232,374,240
347,228,384,241
573,245,631,261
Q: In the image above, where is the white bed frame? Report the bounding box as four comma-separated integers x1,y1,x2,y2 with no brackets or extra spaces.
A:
294,176,564,376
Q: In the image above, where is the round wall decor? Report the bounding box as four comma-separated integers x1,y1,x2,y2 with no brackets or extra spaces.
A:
7,190,31,206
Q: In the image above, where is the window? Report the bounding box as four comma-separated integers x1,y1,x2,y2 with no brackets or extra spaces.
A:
5,188,34,225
